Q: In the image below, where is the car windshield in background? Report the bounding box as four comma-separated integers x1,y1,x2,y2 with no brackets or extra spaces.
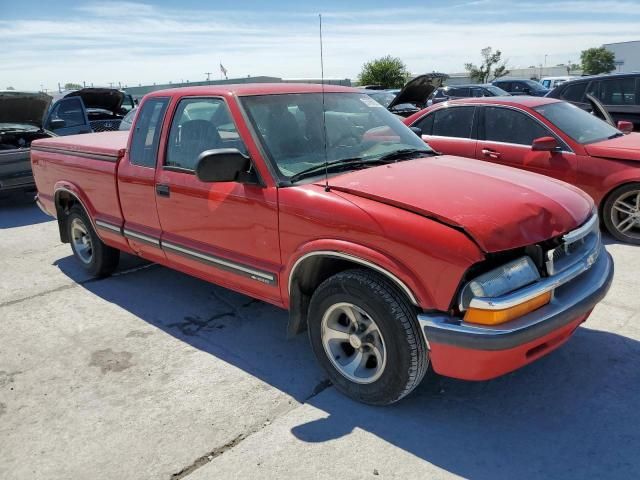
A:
524,80,548,92
485,86,509,96
534,102,620,144
240,92,432,181
367,91,397,108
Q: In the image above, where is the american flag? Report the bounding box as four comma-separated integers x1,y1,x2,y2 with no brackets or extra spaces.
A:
220,63,228,80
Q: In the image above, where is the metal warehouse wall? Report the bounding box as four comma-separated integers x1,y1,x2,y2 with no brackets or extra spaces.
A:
604,40,640,73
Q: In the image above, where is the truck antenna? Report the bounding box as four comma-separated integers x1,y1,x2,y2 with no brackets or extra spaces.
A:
319,13,330,192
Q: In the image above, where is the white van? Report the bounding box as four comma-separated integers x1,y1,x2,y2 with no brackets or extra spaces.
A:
540,76,580,89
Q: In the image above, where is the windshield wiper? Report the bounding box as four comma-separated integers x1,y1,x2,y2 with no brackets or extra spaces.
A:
376,148,432,162
289,157,382,183
608,132,624,139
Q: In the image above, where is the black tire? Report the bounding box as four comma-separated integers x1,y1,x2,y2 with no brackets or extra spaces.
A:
67,205,120,277
602,183,640,245
308,269,429,405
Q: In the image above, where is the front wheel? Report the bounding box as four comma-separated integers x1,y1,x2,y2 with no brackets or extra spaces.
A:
67,206,120,277
308,269,429,405
603,183,640,244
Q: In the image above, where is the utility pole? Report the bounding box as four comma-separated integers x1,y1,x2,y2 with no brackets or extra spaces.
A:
205,72,212,81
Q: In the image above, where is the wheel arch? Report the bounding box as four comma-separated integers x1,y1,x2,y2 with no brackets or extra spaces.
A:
286,249,423,337
53,184,100,243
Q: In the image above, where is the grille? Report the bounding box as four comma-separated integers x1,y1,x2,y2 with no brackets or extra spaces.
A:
546,215,600,276
89,120,122,132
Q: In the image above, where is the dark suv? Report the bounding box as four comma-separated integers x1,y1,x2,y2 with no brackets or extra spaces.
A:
546,73,640,130
492,79,550,97
428,84,509,105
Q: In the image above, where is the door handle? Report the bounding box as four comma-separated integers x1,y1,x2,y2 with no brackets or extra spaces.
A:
481,149,502,159
156,184,170,197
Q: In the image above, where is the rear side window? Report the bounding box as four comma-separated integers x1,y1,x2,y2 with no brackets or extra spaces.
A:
129,97,169,167
483,107,550,146
599,78,637,105
431,106,475,138
562,82,587,102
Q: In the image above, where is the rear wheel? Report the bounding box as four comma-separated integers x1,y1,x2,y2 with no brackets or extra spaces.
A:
603,183,640,244
308,269,429,405
67,206,120,277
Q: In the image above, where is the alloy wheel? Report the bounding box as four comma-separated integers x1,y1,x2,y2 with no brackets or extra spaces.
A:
320,302,387,384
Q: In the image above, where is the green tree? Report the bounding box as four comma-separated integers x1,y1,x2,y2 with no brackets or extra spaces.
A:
465,47,510,83
580,47,615,75
358,55,409,88
64,82,83,90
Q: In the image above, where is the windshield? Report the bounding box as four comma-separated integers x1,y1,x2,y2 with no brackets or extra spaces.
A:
524,80,548,92
367,91,397,108
534,101,620,144
240,92,432,181
485,86,510,96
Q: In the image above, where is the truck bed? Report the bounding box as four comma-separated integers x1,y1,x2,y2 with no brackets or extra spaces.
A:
31,131,129,226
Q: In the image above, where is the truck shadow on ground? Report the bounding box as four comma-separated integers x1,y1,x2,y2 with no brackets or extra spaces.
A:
55,254,640,480
0,191,52,229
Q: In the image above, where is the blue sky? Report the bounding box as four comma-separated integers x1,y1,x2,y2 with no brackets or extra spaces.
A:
2,0,639,90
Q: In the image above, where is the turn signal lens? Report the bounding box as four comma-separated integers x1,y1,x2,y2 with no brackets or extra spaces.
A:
464,291,552,326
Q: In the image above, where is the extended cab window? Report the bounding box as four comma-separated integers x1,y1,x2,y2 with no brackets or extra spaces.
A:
165,98,247,171
431,106,475,138
129,97,169,168
483,107,550,146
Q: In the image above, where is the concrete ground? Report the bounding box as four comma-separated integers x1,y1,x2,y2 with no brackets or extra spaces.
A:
1,191,639,480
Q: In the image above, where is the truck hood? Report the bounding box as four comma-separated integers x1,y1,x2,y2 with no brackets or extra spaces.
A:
0,91,52,128
388,73,449,111
584,133,640,161
63,88,125,113
323,155,593,253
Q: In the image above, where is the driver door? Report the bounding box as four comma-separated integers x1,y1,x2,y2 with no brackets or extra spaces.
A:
44,97,91,135
154,96,281,302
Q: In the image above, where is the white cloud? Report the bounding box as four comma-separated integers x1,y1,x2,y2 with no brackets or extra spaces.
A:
1,0,639,90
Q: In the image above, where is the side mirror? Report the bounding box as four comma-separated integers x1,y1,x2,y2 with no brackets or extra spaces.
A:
532,136,559,152
409,126,422,137
195,148,251,183
617,120,634,135
49,118,66,130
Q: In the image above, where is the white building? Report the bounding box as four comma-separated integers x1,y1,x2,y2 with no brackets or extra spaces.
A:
604,40,640,73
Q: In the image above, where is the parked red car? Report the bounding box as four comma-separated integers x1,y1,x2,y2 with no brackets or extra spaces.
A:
404,97,640,244
32,84,612,404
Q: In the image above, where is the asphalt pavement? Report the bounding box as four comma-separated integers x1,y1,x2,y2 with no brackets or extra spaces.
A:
1,191,639,480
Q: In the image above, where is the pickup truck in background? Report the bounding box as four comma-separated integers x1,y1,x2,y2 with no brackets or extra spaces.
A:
0,91,56,194
32,84,613,405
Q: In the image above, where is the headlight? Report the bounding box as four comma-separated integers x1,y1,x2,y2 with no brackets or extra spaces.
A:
460,256,549,326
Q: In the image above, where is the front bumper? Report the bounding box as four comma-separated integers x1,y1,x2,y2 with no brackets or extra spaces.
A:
418,248,613,380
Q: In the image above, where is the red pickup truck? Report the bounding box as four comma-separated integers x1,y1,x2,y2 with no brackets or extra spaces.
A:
32,84,613,405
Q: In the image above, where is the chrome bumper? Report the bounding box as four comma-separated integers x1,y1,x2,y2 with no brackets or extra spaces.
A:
419,247,613,351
